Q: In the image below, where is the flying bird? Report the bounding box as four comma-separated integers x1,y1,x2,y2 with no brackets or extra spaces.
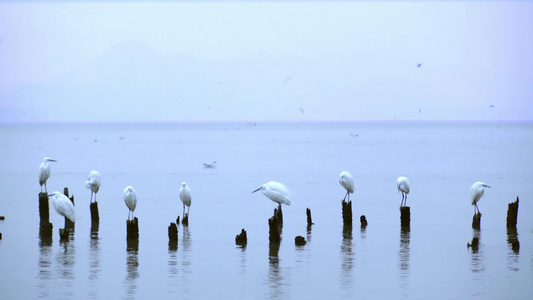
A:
179,182,192,219
49,191,76,222
123,186,137,220
85,170,101,203
253,181,291,209
299,107,304,114
470,181,491,214
203,161,217,168
416,62,423,68
397,177,411,206
38,157,57,193
339,171,355,202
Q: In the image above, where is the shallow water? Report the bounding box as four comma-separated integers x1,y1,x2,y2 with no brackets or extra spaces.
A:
0,122,532,299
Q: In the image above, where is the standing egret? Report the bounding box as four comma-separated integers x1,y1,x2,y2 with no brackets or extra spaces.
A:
179,182,192,219
38,157,57,193
470,181,491,214
252,181,291,211
397,177,410,207
85,170,101,203
48,191,76,222
339,171,354,202
124,186,137,220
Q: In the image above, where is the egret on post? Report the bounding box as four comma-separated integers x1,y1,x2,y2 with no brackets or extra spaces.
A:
470,181,490,214
38,157,57,193
48,191,76,222
85,170,101,203
179,182,192,219
252,181,291,211
123,186,137,221
397,177,410,207
339,171,354,202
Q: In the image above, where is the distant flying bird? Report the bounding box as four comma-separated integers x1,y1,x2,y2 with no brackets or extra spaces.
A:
203,161,217,168
490,105,495,108
253,181,291,209
418,108,422,113
417,62,423,68
49,191,76,222
123,186,137,220
179,182,192,219
470,181,491,214
397,177,410,206
299,107,304,114
339,171,355,202
284,77,292,83
85,170,101,203
38,157,57,193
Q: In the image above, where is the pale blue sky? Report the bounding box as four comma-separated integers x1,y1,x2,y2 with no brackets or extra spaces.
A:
0,1,532,123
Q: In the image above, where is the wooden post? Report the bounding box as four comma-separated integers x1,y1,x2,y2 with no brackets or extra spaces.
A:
182,214,189,226
342,200,352,227
63,188,75,230
275,205,283,226
59,228,70,241
400,206,410,228
506,197,519,228
168,222,178,242
235,228,247,246
268,215,281,243
506,227,520,253
38,193,53,238
472,212,481,230
90,202,100,223
127,217,139,241
306,208,313,226
467,236,479,252
360,215,368,228
295,236,306,246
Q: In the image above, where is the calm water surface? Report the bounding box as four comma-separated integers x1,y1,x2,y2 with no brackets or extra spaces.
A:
0,122,532,299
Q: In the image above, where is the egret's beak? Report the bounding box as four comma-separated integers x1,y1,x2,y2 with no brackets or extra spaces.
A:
252,187,261,193
484,184,491,188
50,159,57,162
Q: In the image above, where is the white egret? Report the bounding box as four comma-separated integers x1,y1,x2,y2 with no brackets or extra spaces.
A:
123,186,137,220
38,157,57,193
397,177,410,207
339,171,354,202
48,191,76,222
252,181,291,210
179,182,192,219
203,161,217,168
85,170,101,203
470,181,491,214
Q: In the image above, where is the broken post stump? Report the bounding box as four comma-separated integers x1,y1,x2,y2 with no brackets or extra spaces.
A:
90,201,100,223
472,212,482,230
360,215,368,228
127,217,139,241
400,206,410,228
506,197,519,228
306,208,313,226
274,205,283,226
467,236,479,251
342,200,352,227
40,222,53,238
182,214,189,226
168,222,178,242
59,228,70,241
63,188,75,230
39,192,50,224
235,228,247,246
295,236,306,246
268,215,281,243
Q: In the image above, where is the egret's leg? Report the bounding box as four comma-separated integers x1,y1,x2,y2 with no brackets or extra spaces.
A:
183,204,185,219
187,205,190,215
404,194,408,206
94,192,97,203
44,183,47,194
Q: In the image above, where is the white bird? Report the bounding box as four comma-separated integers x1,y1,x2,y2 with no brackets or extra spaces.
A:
203,161,217,168
179,182,192,219
38,157,57,193
470,181,491,214
397,177,410,207
85,170,101,203
339,171,355,202
48,191,76,222
123,186,137,220
252,181,291,210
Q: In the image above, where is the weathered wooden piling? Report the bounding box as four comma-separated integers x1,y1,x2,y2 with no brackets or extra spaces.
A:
235,228,247,246
342,200,353,227
467,236,479,251
268,215,281,243
360,215,368,228
40,222,53,238
275,205,283,226
506,197,519,228
182,214,189,226
39,192,50,224
0,216,5,220
295,236,306,246
400,206,410,228
168,222,178,242
63,188,75,230
506,227,520,253
472,212,482,230
127,217,139,241
90,202,100,223
306,208,313,226
59,228,70,241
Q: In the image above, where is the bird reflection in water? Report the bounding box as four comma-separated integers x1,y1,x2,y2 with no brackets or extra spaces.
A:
506,227,520,272
124,239,139,299
89,221,101,298
268,242,284,299
398,226,411,295
340,225,354,292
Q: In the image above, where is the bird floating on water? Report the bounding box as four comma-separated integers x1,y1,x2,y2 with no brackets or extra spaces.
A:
339,171,354,202
48,191,76,222
470,181,490,214
85,170,101,203
253,181,291,210
397,176,410,207
203,161,217,168
123,186,137,221
38,157,57,193
179,182,192,219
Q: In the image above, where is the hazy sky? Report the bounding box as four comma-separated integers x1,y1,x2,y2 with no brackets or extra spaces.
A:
0,1,532,123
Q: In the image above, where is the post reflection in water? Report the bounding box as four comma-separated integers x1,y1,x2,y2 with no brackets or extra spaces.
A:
89,221,101,298
37,238,53,299
398,226,411,294
268,242,283,299
506,227,520,272
340,225,354,292
55,240,76,298
469,229,484,273
180,225,192,296
124,239,139,300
